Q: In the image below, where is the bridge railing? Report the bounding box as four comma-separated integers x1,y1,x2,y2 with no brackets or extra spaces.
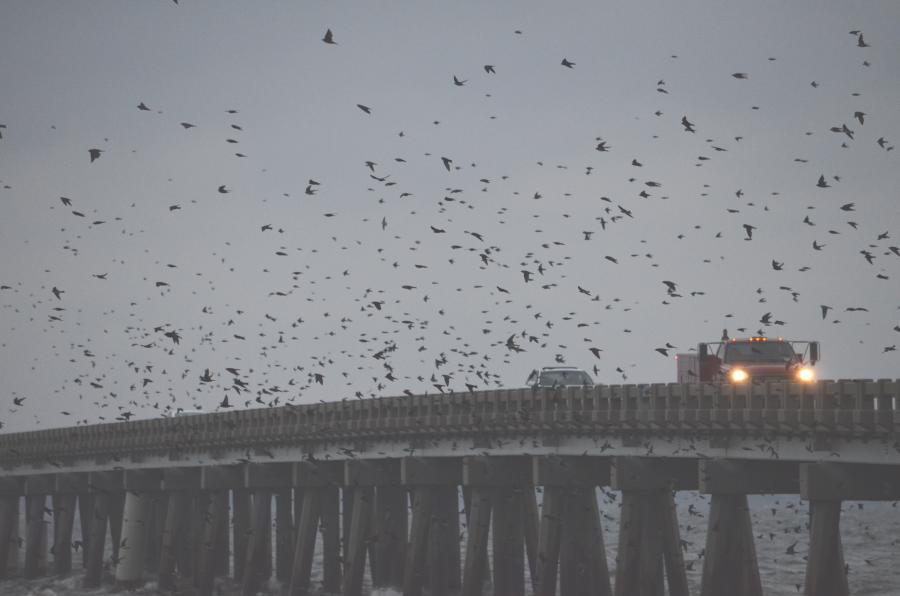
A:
0,380,898,468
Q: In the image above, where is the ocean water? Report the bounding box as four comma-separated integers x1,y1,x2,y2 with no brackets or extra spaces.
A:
1,491,898,595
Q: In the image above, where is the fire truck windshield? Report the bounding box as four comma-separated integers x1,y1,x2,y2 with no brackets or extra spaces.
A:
724,341,795,363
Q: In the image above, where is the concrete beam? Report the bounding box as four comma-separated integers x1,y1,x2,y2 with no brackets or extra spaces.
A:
244,463,292,489
463,456,531,487
610,457,697,491
0,477,22,496
88,470,123,492
293,461,343,487
23,474,55,495
123,469,162,492
401,457,462,486
162,467,200,491
345,459,400,487
532,455,610,487
800,463,900,501
55,473,89,494
699,460,799,495
202,466,243,491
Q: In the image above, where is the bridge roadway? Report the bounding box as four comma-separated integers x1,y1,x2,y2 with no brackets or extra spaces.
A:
0,379,897,596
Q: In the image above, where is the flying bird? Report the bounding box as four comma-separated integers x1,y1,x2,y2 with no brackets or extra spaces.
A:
88,149,103,163
323,29,337,44
484,65,495,74
561,58,575,68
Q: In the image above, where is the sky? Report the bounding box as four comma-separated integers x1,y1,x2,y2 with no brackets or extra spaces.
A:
1,1,899,432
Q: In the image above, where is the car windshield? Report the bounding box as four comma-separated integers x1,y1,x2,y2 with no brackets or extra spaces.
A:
538,370,593,387
724,342,795,363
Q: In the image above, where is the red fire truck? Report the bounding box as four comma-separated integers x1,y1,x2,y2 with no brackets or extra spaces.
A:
676,337,819,384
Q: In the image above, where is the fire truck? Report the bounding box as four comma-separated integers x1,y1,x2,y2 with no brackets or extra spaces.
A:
676,337,819,384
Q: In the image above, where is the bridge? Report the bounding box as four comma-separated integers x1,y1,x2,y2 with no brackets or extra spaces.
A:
0,379,898,596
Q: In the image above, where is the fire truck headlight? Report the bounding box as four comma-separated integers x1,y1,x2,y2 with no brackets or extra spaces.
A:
729,368,749,383
797,367,815,382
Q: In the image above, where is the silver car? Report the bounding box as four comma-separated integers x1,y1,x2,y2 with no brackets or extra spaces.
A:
526,366,594,388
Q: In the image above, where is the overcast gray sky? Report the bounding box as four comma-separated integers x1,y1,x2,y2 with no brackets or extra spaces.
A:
1,1,899,431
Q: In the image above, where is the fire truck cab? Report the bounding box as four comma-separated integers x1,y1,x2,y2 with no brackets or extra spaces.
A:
676,337,819,384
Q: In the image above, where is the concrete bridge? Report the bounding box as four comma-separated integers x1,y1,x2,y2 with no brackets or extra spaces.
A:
0,379,898,596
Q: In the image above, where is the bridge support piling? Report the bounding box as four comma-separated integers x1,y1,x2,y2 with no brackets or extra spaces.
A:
342,486,373,596
158,468,200,591
77,492,92,569
492,486,525,596
51,493,76,575
24,475,54,579
533,455,611,596
114,491,151,587
804,500,848,596
53,473,86,576
797,462,892,596
275,487,293,582
798,461,900,595
401,457,464,596
697,459,797,596
436,484,461,594
241,489,271,595
341,486,355,579
288,461,342,596
23,496,47,579
461,456,531,596
0,479,21,580
523,486,540,590
232,487,250,581
461,486,492,596
158,490,190,590
114,470,160,588
240,463,289,596
536,485,563,596
195,491,228,596
288,488,322,596
611,457,694,596
108,490,125,566
143,493,163,573
321,485,342,591
700,494,761,596
83,492,109,587
374,484,407,589
404,486,433,596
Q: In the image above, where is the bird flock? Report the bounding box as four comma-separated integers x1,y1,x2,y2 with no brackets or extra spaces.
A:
0,8,898,434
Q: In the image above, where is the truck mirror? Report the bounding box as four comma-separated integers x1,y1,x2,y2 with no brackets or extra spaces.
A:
698,343,708,359
809,342,819,364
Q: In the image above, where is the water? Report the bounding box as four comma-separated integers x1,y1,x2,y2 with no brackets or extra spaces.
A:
1,492,898,595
